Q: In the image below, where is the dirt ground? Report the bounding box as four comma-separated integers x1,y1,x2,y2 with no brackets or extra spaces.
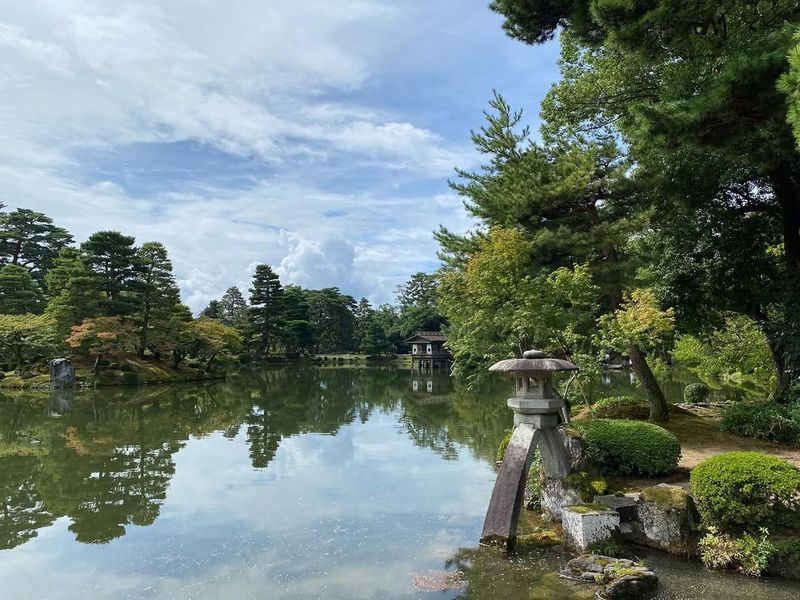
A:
663,405,800,469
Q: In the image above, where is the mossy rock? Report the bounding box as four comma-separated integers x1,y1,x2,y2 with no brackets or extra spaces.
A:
641,485,689,511
565,471,609,502
565,503,613,514
516,529,562,549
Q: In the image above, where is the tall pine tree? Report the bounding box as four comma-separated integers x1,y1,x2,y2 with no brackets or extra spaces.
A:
81,231,141,317
249,264,283,356
134,242,181,356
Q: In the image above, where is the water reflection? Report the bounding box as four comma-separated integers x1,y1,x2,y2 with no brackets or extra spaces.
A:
0,368,512,552
0,366,785,599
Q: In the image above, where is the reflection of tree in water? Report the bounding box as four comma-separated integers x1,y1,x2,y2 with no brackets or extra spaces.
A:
0,384,246,548
0,456,55,549
397,375,512,464
0,367,513,550
240,367,402,468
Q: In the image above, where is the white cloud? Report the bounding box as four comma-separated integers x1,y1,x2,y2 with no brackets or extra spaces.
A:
276,233,360,293
0,0,560,311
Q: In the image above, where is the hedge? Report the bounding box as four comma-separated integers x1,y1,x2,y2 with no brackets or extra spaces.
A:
573,419,681,476
720,401,800,444
690,452,800,532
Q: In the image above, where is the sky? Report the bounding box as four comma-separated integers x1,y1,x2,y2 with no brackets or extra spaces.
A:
0,0,561,312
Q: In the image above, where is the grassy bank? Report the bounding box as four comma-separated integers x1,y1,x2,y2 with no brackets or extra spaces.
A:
0,354,234,389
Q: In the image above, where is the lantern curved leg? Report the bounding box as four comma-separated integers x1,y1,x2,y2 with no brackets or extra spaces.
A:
480,424,541,549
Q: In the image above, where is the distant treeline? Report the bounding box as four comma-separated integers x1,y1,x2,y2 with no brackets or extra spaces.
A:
0,204,445,373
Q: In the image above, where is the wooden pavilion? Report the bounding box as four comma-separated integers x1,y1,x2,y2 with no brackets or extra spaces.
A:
405,331,451,371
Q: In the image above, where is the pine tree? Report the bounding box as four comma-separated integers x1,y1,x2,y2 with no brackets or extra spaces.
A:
0,264,45,314
45,248,100,335
278,285,315,354
0,208,73,286
81,231,141,316
219,286,249,329
134,242,181,356
200,300,224,320
248,264,283,356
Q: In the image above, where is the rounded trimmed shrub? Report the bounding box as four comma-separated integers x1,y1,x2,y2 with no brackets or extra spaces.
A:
690,452,800,532
684,383,710,404
720,401,800,444
592,395,648,419
573,419,681,476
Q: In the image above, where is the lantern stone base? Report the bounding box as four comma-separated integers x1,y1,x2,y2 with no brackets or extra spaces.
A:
562,505,620,552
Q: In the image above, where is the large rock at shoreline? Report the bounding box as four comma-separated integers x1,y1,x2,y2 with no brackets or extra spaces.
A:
627,484,698,555
49,358,75,387
560,555,658,600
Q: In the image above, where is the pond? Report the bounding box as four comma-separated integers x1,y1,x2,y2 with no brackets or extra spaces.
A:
0,366,796,599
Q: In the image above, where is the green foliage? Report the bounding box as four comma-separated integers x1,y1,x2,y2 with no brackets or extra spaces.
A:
699,526,775,577
0,208,72,285
690,452,800,533
672,316,775,394
0,313,60,369
306,287,357,354
81,231,141,317
574,419,681,476
564,470,608,502
248,264,283,356
496,429,512,462
395,272,446,339
439,226,598,377
133,242,181,356
683,383,710,405
219,287,249,329
778,28,800,146
720,402,800,445
597,288,674,355
586,539,625,559
0,264,45,314
360,317,393,357
773,538,800,562
592,395,637,411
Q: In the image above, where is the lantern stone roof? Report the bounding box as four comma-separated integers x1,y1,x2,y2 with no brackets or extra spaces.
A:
405,331,448,343
488,351,578,373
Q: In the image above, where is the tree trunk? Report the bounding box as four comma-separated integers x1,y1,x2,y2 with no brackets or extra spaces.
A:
766,333,791,400
93,353,102,375
628,343,669,422
769,167,800,397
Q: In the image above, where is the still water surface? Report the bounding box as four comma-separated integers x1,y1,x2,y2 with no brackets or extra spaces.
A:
0,367,797,599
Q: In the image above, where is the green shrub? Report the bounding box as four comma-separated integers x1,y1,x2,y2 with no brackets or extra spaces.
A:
698,526,774,577
573,419,681,476
587,539,625,558
683,383,710,404
690,452,800,532
593,396,638,410
720,401,800,444
592,395,649,419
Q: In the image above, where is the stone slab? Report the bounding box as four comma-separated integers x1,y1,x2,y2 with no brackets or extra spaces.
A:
561,506,620,552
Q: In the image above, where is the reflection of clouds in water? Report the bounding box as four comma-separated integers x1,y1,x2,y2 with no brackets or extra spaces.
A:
0,410,494,599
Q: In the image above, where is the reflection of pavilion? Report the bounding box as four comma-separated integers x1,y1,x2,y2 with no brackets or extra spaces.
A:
409,374,452,405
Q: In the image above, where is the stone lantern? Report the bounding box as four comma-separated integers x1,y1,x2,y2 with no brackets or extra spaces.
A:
490,349,577,429
480,349,578,548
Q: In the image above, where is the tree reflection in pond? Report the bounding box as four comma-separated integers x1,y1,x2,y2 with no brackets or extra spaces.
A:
0,367,511,550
